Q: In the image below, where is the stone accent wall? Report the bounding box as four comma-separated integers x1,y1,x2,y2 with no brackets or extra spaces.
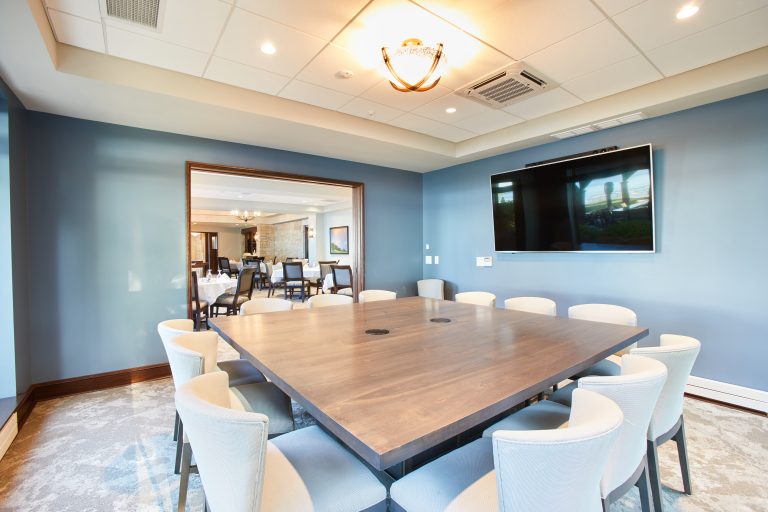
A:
273,220,305,261
256,224,275,261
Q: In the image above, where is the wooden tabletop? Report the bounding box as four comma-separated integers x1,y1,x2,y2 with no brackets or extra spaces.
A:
210,297,648,470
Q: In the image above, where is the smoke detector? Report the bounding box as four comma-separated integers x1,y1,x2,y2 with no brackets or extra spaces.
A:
458,63,552,109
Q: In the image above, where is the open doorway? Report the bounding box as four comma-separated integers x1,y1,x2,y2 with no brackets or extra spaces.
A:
185,162,364,315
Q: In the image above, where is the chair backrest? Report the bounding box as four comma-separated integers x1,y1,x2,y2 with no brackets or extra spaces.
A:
165,331,219,390
631,334,701,439
264,261,273,278
492,388,623,512
504,297,557,316
175,372,268,512
417,279,444,299
283,261,304,280
331,265,353,289
240,298,294,315
578,354,667,498
235,268,256,298
307,294,353,308
157,319,193,353
455,291,496,307
568,303,638,356
318,261,336,280
218,257,232,273
359,290,397,303
191,273,202,310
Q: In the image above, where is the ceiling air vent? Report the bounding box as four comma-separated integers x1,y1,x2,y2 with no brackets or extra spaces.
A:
104,0,162,29
458,63,553,109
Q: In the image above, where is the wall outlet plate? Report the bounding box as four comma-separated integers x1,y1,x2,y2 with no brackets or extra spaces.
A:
434,256,440,264
476,256,492,267
425,255,433,264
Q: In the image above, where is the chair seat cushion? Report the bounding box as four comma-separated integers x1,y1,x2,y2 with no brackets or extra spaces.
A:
337,288,354,296
213,293,250,307
228,381,294,435
390,438,498,512
285,281,306,287
571,355,622,380
192,300,209,311
262,425,387,511
217,359,266,387
482,400,571,438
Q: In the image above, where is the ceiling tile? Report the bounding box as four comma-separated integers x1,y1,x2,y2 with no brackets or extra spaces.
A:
613,0,768,52
359,81,453,112
216,7,327,77
204,57,291,94
427,123,476,142
453,109,524,135
337,97,405,123
523,21,638,84
279,80,354,110
44,0,101,21
296,44,383,96
457,0,605,60
591,0,646,16
386,113,451,134
236,0,368,40
502,88,582,119
104,0,231,54
106,26,208,75
561,55,662,102
47,9,105,53
646,6,768,76
412,93,494,123
332,0,509,91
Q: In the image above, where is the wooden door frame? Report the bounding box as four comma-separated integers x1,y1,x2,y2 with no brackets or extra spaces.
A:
185,162,365,317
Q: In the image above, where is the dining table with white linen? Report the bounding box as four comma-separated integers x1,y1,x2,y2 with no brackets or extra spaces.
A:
270,264,320,283
197,275,235,304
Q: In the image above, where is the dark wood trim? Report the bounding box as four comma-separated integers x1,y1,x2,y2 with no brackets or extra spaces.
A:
185,161,366,311
684,392,767,417
13,363,171,430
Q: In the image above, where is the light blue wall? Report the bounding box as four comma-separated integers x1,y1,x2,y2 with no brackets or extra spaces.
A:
26,112,423,383
0,93,15,397
423,90,768,391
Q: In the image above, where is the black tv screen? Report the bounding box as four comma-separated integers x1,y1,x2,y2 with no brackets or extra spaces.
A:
491,144,655,252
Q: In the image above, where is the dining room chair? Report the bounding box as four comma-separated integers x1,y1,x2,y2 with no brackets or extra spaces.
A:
417,279,444,300
358,289,397,303
282,261,310,301
307,294,353,308
330,265,354,296
190,272,209,330
494,355,667,512
240,297,293,315
568,303,638,378
503,296,557,316
217,257,233,277
211,268,256,316
455,291,497,307
175,371,387,512
390,388,623,512
313,260,337,295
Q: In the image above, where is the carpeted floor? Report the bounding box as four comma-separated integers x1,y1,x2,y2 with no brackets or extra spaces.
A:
0,340,765,511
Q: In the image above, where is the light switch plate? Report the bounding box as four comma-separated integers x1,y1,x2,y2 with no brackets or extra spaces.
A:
476,256,493,267
425,255,433,264
425,244,430,250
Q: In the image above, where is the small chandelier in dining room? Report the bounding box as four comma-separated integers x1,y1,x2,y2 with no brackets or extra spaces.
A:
230,209,257,223
381,38,446,92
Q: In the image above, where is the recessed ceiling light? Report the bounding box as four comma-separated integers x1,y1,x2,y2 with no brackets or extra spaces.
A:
260,42,276,55
676,4,699,19
445,107,457,114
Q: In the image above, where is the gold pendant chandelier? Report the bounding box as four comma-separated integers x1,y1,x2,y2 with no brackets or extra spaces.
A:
381,39,446,92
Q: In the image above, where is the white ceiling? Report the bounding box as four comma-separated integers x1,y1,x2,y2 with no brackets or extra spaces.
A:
191,171,352,226
1,0,767,171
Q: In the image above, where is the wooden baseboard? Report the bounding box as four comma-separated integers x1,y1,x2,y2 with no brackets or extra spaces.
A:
0,413,18,462
15,363,171,430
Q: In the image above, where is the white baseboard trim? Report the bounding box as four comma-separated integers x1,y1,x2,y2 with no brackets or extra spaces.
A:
686,376,768,413
0,413,18,462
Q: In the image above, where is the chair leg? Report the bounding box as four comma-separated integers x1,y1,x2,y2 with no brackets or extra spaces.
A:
647,439,663,512
636,459,653,512
674,417,692,495
601,498,610,512
177,441,192,512
174,420,183,474
173,411,180,442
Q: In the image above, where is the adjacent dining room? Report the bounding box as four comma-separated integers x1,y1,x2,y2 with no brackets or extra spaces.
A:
0,1,767,512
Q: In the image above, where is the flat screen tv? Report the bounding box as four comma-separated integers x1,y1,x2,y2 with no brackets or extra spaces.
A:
491,144,655,253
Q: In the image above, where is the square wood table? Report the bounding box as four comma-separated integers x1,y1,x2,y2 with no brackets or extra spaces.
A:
209,297,647,471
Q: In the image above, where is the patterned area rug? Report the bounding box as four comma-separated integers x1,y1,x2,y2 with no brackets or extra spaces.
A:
0,344,765,511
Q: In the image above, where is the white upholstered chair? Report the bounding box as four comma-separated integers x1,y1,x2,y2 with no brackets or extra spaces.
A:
240,297,294,315
503,297,557,316
359,289,397,303
568,303,638,377
484,355,667,512
307,294,353,308
417,279,444,300
176,371,387,512
455,291,497,307
390,389,624,512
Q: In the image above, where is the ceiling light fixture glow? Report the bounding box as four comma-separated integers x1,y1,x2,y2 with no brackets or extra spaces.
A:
676,4,699,19
445,107,457,113
260,42,276,55
382,38,446,92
